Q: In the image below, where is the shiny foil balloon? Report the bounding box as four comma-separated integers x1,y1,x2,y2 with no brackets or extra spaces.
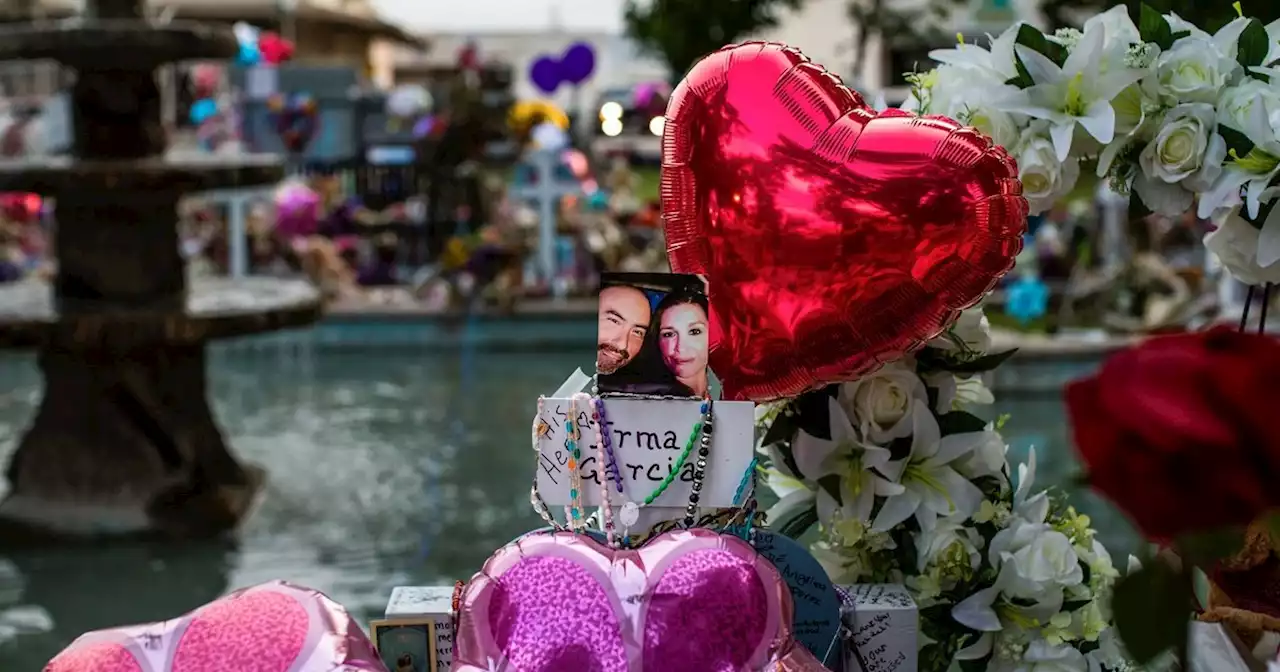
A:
453,529,827,671
44,581,388,672
661,42,1027,401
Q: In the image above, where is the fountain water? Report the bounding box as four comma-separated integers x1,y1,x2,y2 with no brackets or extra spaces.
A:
0,0,321,540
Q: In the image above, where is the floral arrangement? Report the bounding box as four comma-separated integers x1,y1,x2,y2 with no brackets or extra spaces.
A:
758,305,1144,671
903,4,1280,284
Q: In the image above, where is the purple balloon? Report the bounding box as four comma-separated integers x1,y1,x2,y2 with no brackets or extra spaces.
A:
530,56,562,94
560,42,595,85
412,115,435,139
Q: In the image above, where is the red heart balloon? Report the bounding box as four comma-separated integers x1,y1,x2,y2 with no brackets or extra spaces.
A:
661,42,1027,402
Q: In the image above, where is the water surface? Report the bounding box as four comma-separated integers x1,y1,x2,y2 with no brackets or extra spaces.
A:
0,349,1135,668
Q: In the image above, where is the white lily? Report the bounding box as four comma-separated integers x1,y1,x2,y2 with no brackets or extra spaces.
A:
1004,24,1148,161
871,400,984,532
1198,98,1280,266
761,466,816,529
791,398,903,524
928,23,1021,82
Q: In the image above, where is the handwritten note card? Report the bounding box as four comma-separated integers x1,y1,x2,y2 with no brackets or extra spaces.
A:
385,586,455,671
752,530,842,667
534,398,755,509
841,584,918,672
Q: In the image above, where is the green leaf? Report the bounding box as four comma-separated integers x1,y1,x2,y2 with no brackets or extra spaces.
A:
1007,52,1036,89
1112,562,1192,663
1238,19,1269,68
937,411,989,435
793,386,838,439
817,475,843,506
1219,124,1255,158
776,502,818,539
1129,190,1153,222
1139,4,1176,50
760,409,798,447
1014,24,1068,66
945,349,1019,374
1243,196,1280,231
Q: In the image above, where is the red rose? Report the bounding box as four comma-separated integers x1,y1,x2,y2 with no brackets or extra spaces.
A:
1065,326,1280,541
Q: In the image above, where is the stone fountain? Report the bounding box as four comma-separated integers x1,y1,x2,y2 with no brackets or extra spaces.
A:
0,0,321,540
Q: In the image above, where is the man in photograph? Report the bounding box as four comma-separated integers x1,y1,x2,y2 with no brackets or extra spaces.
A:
597,284,651,374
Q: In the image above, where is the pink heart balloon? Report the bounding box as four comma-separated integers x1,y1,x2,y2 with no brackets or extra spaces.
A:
454,529,828,671
45,582,388,672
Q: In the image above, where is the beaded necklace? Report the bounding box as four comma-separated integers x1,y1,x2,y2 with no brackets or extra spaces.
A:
530,395,715,539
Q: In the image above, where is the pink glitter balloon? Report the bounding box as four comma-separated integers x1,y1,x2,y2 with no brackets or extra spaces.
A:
273,180,321,239
454,528,828,671
43,582,388,672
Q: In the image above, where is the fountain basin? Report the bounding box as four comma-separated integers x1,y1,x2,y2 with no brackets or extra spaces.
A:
0,153,282,194
0,277,323,349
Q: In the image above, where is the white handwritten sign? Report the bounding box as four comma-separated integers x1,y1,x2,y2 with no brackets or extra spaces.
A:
535,398,755,509
841,584,918,672
385,587,454,671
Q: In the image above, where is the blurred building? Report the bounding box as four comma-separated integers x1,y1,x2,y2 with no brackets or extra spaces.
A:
757,0,1042,104
0,0,426,100
387,32,667,117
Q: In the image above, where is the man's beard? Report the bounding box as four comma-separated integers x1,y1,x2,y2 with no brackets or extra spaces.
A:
597,344,628,374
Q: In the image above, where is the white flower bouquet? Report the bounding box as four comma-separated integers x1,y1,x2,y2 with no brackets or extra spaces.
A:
905,3,1280,284
758,307,1146,671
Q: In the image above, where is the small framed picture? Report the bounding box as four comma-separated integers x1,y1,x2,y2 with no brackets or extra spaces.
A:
370,618,436,672
596,272,711,398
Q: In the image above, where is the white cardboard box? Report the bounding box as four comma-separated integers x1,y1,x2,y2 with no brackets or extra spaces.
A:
384,586,454,671
840,584,918,672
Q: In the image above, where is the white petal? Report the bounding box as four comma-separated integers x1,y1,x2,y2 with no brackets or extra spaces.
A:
1015,45,1063,85
934,432,985,465
1015,447,1037,505
765,487,815,526
909,400,941,459
1077,99,1116,145
816,487,840,524
873,477,906,497
940,468,985,517
827,397,859,446
871,489,921,532
792,430,838,481
1050,122,1075,162
1063,23,1105,76
951,585,1004,631
955,633,994,660
848,479,877,522
879,457,907,483
1198,168,1251,219
1257,206,1280,268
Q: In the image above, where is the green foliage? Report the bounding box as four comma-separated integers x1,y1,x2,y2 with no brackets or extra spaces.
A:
1237,19,1270,69
623,0,805,84
1111,561,1192,663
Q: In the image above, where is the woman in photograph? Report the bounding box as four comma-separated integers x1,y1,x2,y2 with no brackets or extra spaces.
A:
654,288,711,398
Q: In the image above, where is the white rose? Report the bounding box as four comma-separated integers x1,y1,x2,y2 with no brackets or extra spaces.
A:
1011,529,1083,588
1216,79,1280,135
1018,639,1089,672
955,429,1007,480
962,105,1021,152
991,520,1083,601
1204,212,1280,285
928,304,991,353
1134,103,1226,215
1018,134,1081,214
1154,35,1239,104
914,514,982,573
837,360,926,443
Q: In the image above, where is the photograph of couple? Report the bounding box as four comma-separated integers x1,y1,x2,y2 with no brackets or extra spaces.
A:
596,272,712,399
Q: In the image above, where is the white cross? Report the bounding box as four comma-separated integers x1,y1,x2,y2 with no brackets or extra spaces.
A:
509,149,582,285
